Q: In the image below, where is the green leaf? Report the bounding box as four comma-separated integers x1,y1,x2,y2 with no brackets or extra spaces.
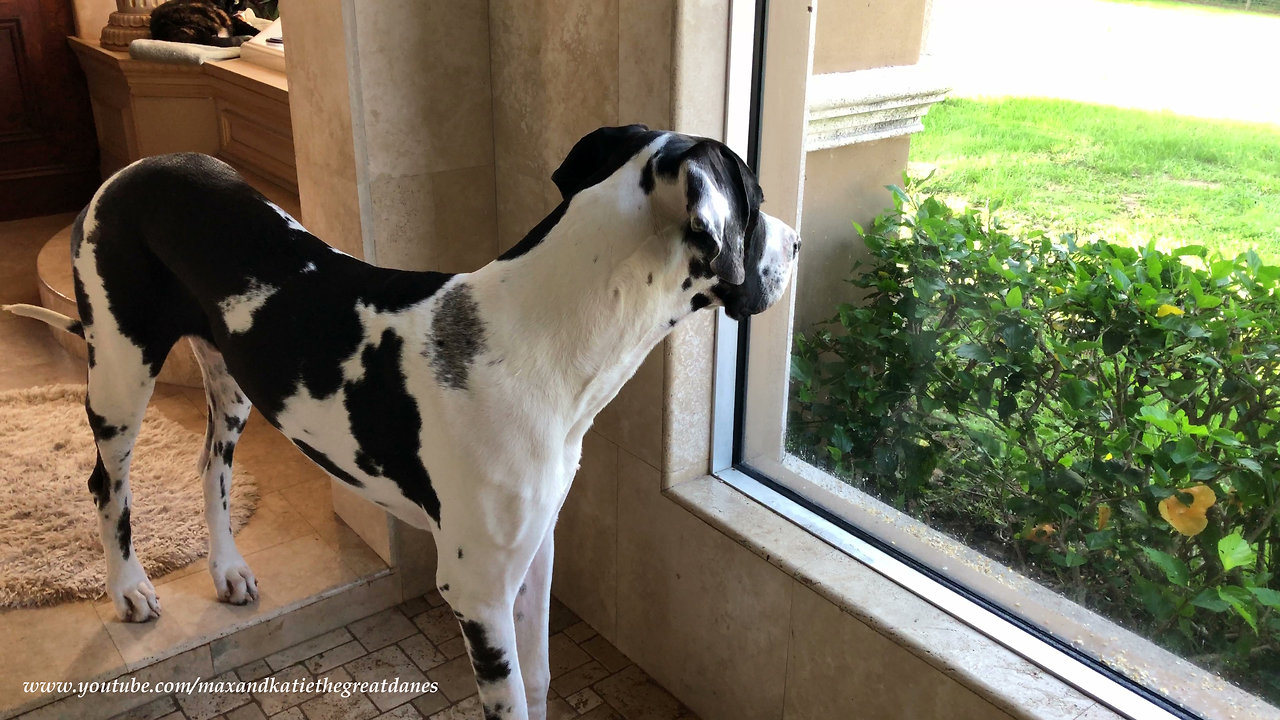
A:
1249,587,1280,609
1005,286,1023,309
955,343,991,362
1190,588,1230,612
1218,586,1259,633
1219,532,1257,573
1142,547,1190,586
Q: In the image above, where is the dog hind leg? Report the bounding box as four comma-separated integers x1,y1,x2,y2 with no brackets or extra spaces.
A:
189,337,258,605
83,337,161,622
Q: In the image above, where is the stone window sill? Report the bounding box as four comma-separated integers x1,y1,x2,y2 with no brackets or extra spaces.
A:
664,471,1264,720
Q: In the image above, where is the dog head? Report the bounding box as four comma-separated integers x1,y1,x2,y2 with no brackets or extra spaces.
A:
551,124,800,321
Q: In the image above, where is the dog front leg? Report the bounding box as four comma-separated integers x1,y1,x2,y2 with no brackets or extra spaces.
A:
514,525,554,720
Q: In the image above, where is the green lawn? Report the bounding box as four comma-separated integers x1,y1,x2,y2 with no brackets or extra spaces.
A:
909,97,1280,260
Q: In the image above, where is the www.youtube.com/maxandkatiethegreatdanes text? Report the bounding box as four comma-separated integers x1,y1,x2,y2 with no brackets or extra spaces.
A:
23,675,440,699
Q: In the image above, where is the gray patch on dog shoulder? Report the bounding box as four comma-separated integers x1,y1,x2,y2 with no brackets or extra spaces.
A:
427,283,487,390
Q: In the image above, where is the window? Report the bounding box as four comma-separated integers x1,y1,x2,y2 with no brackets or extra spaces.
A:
715,2,1280,719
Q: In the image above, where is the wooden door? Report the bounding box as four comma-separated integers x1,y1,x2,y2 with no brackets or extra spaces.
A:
0,0,98,221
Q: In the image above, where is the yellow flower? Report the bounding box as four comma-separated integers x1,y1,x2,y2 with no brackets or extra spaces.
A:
1102,452,1113,461
1156,304,1184,317
1158,485,1216,537
1097,505,1112,530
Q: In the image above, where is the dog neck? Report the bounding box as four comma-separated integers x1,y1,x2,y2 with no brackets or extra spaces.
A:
469,166,716,434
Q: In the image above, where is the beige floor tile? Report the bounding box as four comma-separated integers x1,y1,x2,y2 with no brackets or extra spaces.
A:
593,665,696,720
549,660,609,698
225,701,268,720
423,656,475,704
377,704,425,720
104,694,179,720
564,687,604,715
408,688,450,718
235,659,273,682
426,695,481,720
299,667,379,720
349,607,417,652
435,636,466,660
562,621,597,645
547,633,591,679
175,670,252,720
397,634,446,672
411,606,460,646
265,627,353,671
342,645,431,711
252,665,318,715
0,599,127,716
577,635,630,674
546,697,576,720
303,640,369,675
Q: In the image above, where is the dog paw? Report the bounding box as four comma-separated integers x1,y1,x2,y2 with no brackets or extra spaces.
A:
210,552,259,605
108,563,161,623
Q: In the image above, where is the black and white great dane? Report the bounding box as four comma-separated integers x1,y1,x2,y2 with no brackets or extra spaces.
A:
5,124,799,720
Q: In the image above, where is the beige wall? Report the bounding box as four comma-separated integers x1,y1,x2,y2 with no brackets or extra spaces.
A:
813,0,931,74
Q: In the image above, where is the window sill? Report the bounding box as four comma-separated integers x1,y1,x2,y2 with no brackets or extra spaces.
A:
664,470,1275,720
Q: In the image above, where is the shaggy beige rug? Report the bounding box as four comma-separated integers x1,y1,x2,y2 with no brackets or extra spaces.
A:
0,384,258,608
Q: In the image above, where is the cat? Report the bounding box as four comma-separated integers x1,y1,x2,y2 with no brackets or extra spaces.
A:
149,0,260,47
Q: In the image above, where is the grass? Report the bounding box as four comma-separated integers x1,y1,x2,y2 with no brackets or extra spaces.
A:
1102,0,1280,16
909,97,1280,260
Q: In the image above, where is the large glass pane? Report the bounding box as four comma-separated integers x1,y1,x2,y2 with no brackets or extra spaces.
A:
778,0,1280,708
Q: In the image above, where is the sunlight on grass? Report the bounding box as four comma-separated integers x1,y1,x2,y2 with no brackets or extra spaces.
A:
910,97,1280,260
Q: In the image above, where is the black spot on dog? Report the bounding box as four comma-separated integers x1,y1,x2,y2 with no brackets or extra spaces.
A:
640,158,656,194
518,583,527,595
439,583,450,592
682,277,692,291
691,293,711,312
689,257,714,280
224,414,247,432
293,438,364,488
344,329,442,523
499,202,567,261
220,472,227,499
427,284,486,391
67,320,83,337
86,403,120,441
114,479,122,493
593,255,599,264
212,441,224,459
223,499,227,510
668,319,677,327
484,703,504,720
461,620,511,685
221,440,236,465
454,610,465,618
88,454,110,509
647,273,653,285
117,505,132,559
457,547,464,560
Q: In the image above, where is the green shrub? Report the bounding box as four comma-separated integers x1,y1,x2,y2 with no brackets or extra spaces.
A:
789,182,1280,701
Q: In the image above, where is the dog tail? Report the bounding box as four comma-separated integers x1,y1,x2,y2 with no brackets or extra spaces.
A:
2,304,85,338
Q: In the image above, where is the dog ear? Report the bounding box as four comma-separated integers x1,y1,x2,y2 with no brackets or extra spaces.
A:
552,124,654,200
678,142,759,286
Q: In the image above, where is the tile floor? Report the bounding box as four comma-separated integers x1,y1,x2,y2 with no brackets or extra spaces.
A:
101,591,699,720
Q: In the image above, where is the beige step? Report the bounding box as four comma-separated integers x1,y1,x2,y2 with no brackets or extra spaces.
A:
37,226,204,388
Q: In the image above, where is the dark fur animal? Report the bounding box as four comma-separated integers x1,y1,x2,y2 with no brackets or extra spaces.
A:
149,0,259,47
